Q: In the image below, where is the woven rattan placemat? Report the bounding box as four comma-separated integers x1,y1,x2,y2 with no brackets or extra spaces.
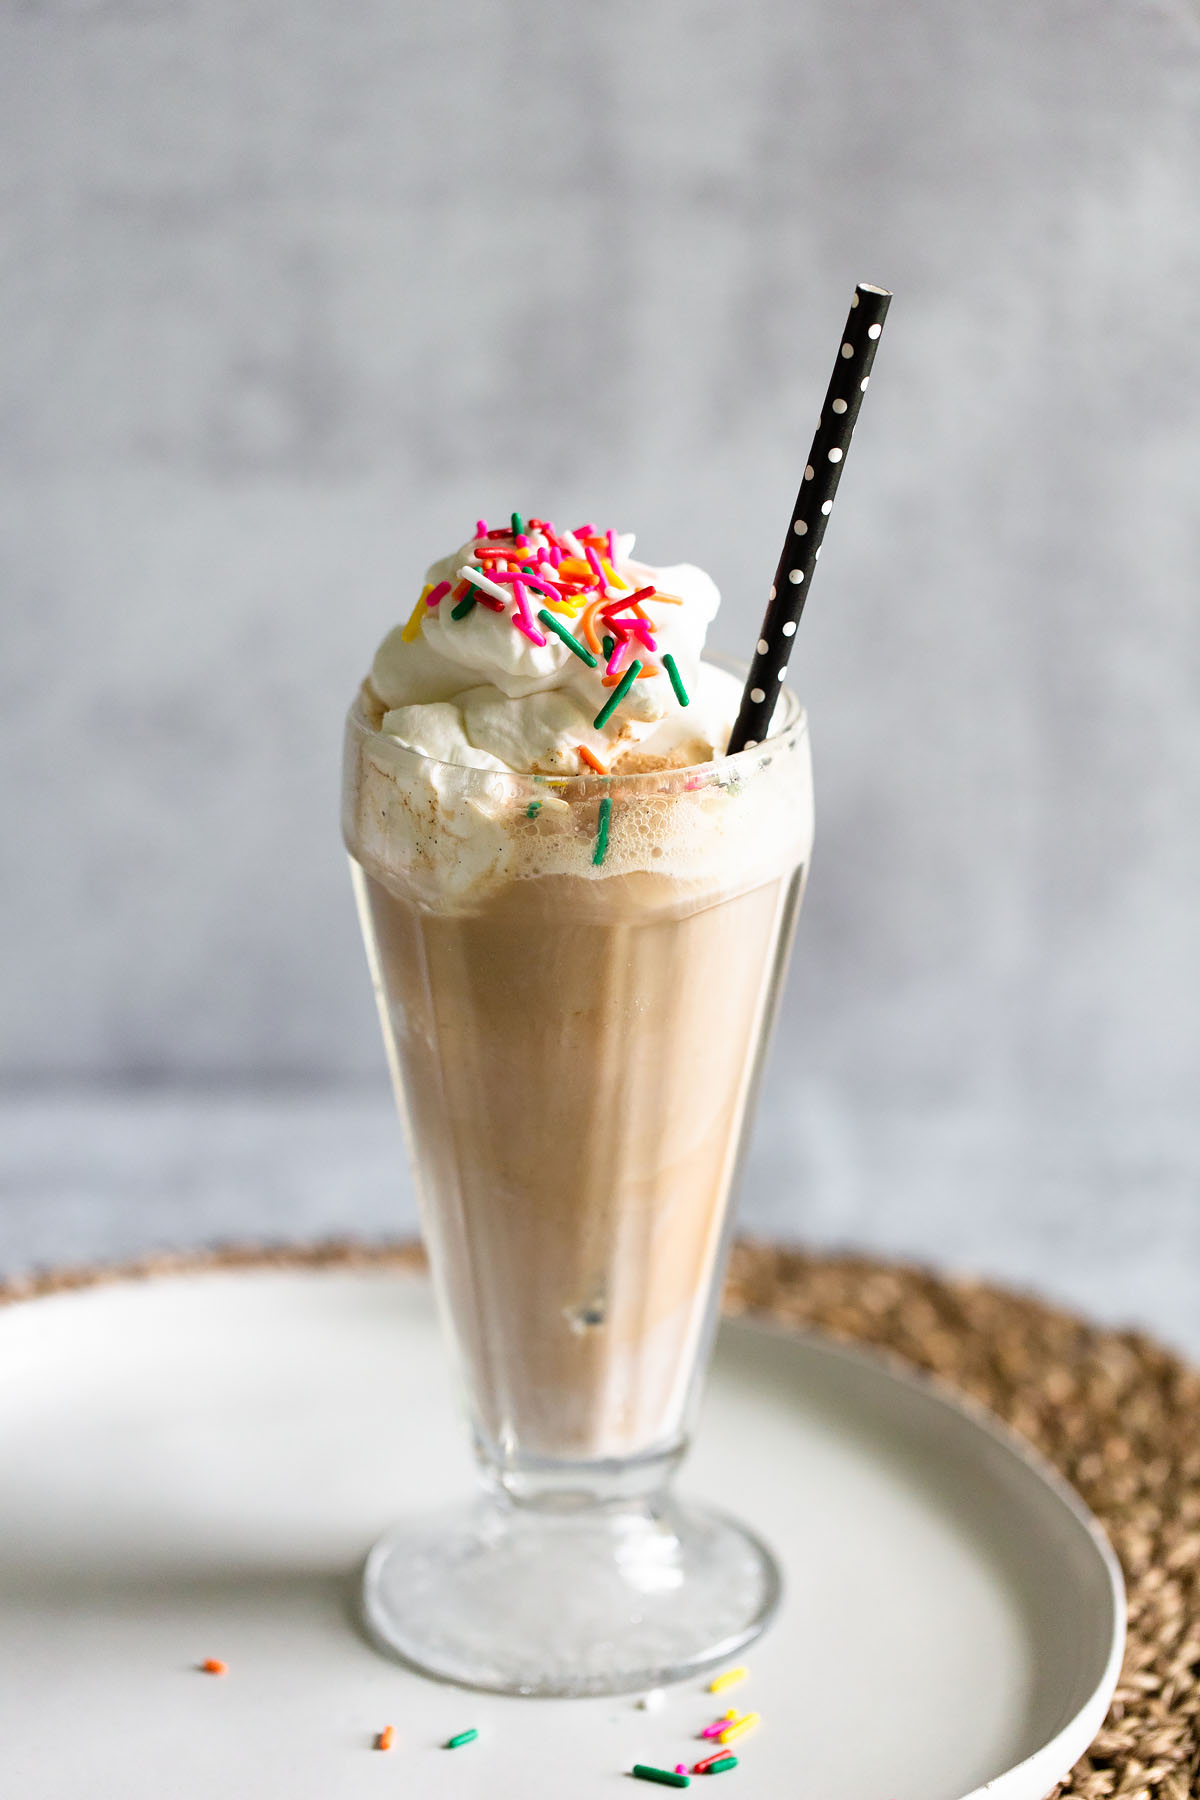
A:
2,1238,1197,1799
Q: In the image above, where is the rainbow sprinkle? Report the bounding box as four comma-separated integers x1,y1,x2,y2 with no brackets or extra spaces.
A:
662,652,690,708
400,515,686,735
593,659,642,730
593,795,612,865
536,607,597,666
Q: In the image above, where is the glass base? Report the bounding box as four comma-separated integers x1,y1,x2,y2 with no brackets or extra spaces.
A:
361,1491,782,1696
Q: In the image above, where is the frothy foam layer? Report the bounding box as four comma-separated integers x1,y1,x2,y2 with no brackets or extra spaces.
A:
344,681,812,910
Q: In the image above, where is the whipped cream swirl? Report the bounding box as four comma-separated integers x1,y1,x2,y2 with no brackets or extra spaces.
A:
366,520,740,775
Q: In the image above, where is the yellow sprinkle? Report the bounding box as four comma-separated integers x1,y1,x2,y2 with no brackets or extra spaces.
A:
400,586,432,642
708,1666,749,1694
718,1712,760,1745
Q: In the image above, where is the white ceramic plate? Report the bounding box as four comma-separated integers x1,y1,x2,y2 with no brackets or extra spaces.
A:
0,1264,1123,1799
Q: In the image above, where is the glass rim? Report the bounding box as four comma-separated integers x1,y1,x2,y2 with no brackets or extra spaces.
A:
346,649,807,792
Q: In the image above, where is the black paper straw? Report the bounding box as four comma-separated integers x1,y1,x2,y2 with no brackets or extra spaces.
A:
727,282,892,754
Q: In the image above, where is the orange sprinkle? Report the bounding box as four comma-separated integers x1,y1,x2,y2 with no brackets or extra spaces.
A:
577,744,609,775
600,662,658,688
200,1659,227,1676
579,597,609,653
376,1725,395,1751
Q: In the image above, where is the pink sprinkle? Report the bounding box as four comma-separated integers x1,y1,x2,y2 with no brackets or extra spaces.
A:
585,544,607,584
515,534,529,547
607,527,618,566
605,637,628,677
474,519,488,537
511,580,547,646
478,568,563,604
425,580,451,608
549,545,563,567
674,1767,688,1777
629,620,656,651
701,1720,728,1740
576,522,596,536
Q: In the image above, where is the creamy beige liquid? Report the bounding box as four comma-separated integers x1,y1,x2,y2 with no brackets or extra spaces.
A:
352,858,806,1463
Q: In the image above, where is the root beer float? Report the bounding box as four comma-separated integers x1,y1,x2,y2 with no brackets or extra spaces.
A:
343,514,812,1467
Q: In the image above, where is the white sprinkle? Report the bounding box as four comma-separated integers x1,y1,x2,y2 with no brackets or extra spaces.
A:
841,343,854,359
749,687,765,704
860,376,870,391
827,447,843,462
777,665,787,680
868,323,882,339
788,568,805,584
782,620,797,637
821,500,833,514
637,1690,666,1712
457,565,511,606
793,519,808,535
803,465,814,481
832,398,847,414
757,638,769,655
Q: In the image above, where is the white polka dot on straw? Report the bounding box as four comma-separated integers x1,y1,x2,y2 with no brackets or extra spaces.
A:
757,638,769,654
832,398,847,414
793,519,808,535
868,323,882,338
788,569,805,584
841,342,854,358
828,447,843,462
750,687,765,704
782,621,797,636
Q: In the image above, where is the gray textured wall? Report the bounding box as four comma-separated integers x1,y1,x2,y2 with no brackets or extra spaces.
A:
4,0,1200,1146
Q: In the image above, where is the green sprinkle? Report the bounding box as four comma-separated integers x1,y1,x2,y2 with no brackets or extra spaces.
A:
592,659,642,730
662,651,690,708
525,800,541,819
632,1768,689,1788
601,633,615,659
706,1757,738,1773
451,586,479,620
511,511,524,537
537,608,598,667
593,795,612,867
446,1729,479,1749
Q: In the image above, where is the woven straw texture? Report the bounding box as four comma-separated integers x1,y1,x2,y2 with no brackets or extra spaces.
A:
2,1238,1197,1798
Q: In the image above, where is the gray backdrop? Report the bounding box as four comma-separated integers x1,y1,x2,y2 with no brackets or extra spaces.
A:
3,0,1199,1346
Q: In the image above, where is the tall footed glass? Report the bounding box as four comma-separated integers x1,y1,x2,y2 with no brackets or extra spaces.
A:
342,657,813,1695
